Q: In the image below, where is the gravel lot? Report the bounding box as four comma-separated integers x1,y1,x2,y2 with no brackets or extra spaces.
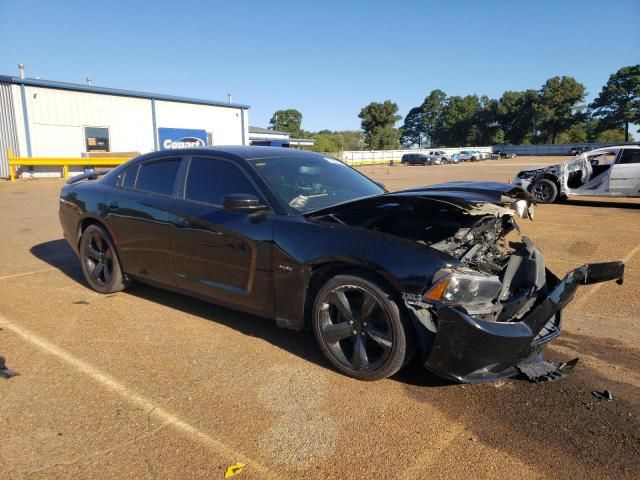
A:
1,156,638,479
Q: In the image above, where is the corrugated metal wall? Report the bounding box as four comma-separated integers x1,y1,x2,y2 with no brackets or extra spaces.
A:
0,82,19,178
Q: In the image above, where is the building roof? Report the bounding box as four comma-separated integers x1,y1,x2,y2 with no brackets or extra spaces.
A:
0,74,250,109
248,126,289,135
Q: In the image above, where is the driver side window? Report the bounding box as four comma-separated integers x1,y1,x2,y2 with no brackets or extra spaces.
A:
185,157,261,206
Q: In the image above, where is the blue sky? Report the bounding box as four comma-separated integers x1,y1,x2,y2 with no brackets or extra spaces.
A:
1,0,638,132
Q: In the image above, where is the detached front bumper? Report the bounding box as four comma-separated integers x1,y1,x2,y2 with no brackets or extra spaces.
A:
420,262,624,383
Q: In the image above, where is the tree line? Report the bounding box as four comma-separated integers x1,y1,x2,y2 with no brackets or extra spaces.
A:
268,109,364,152
268,65,639,152
396,65,640,149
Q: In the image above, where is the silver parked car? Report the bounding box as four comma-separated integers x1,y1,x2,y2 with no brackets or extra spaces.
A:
513,145,640,203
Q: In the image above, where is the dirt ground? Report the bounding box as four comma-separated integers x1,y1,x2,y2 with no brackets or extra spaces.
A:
0,156,638,479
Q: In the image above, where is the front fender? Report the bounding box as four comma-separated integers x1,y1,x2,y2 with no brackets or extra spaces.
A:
271,216,457,329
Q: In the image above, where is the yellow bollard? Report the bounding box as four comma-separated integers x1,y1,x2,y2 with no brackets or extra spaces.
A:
63,164,69,179
7,148,15,182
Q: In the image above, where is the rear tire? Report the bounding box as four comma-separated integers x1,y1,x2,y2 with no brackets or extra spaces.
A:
312,274,412,381
79,224,127,294
531,179,558,203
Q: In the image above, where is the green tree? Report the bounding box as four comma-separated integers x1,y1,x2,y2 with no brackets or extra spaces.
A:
534,76,586,144
420,89,447,146
595,128,634,143
476,95,502,144
358,101,401,149
308,130,364,153
590,65,640,142
269,109,303,136
497,90,538,144
438,95,481,146
400,107,426,147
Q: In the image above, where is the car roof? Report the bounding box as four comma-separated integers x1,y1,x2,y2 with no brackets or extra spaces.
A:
584,145,640,155
130,146,331,164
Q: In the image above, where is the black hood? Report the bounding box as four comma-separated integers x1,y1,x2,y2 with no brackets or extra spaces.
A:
395,181,533,204
307,181,534,218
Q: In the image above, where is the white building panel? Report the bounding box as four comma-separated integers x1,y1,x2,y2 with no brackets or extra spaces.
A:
11,84,28,157
154,100,245,146
24,86,155,156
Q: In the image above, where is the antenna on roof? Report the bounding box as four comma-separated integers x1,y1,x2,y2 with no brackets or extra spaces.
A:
227,92,233,104
86,76,92,86
18,64,25,79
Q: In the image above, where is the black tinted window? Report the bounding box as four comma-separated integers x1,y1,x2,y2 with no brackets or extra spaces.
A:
185,157,259,205
136,159,180,195
619,150,640,164
121,165,138,189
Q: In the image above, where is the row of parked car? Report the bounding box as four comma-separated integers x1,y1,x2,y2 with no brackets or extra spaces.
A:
400,149,517,166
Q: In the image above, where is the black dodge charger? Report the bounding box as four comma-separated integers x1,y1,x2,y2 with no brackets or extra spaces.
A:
59,147,624,382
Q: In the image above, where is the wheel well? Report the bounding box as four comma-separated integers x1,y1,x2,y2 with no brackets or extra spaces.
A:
531,174,561,192
77,218,106,247
303,263,399,329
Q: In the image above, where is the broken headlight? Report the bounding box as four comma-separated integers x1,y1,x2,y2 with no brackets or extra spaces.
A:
517,170,537,180
424,269,502,305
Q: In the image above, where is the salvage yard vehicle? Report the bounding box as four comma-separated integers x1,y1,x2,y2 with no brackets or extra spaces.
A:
401,153,432,165
426,150,451,164
513,145,640,203
493,149,517,159
457,150,482,162
59,147,624,382
568,146,591,156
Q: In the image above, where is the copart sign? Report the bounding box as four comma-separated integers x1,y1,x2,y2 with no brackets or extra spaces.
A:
158,128,207,150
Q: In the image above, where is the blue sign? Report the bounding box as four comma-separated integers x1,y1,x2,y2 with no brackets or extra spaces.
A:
158,127,207,150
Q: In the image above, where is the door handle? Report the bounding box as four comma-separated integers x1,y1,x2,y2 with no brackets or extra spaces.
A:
107,201,119,210
175,218,189,228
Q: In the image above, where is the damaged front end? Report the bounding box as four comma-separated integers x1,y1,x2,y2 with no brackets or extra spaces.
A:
309,182,625,383
406,260,624,382
396,184,625,382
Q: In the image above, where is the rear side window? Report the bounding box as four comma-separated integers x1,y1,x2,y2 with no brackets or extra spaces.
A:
136,159,181,195
185,157,260,206
618,150,640,164
120,165,138,189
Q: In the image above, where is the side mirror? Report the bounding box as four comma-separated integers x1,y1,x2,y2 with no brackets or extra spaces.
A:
589,159,599,167
375,181,386,190
223,194,268,212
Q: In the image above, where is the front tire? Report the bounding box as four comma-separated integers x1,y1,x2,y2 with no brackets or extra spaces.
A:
79,224,127,294
531,179,558,203
312,274,411,381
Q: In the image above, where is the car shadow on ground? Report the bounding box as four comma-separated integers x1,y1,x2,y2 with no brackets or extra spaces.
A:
29,239,450,387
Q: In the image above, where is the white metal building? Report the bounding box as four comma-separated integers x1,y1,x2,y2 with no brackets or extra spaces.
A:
0,73,250,178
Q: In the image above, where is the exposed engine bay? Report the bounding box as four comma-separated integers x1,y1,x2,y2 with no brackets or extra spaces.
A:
310,191,543,323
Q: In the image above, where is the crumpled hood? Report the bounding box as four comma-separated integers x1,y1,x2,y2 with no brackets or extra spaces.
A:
518,163,561,176
396,181,534,204
307,181,535,219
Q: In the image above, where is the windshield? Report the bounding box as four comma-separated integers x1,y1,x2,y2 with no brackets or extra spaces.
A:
248,155,385,213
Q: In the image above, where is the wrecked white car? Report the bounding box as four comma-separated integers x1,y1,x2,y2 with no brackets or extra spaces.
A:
513,145,640,203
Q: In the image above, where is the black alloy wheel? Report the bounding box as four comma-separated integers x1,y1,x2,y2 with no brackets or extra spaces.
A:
531,179,558,203
313,274,411,380
80,224,127,293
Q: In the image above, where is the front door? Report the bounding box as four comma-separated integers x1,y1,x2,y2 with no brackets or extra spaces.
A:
610,149,640,196
170,156,274,314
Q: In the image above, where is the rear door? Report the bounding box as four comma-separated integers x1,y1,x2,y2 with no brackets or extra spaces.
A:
609,149,640,196
105,157,182,286
170,156,275,314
